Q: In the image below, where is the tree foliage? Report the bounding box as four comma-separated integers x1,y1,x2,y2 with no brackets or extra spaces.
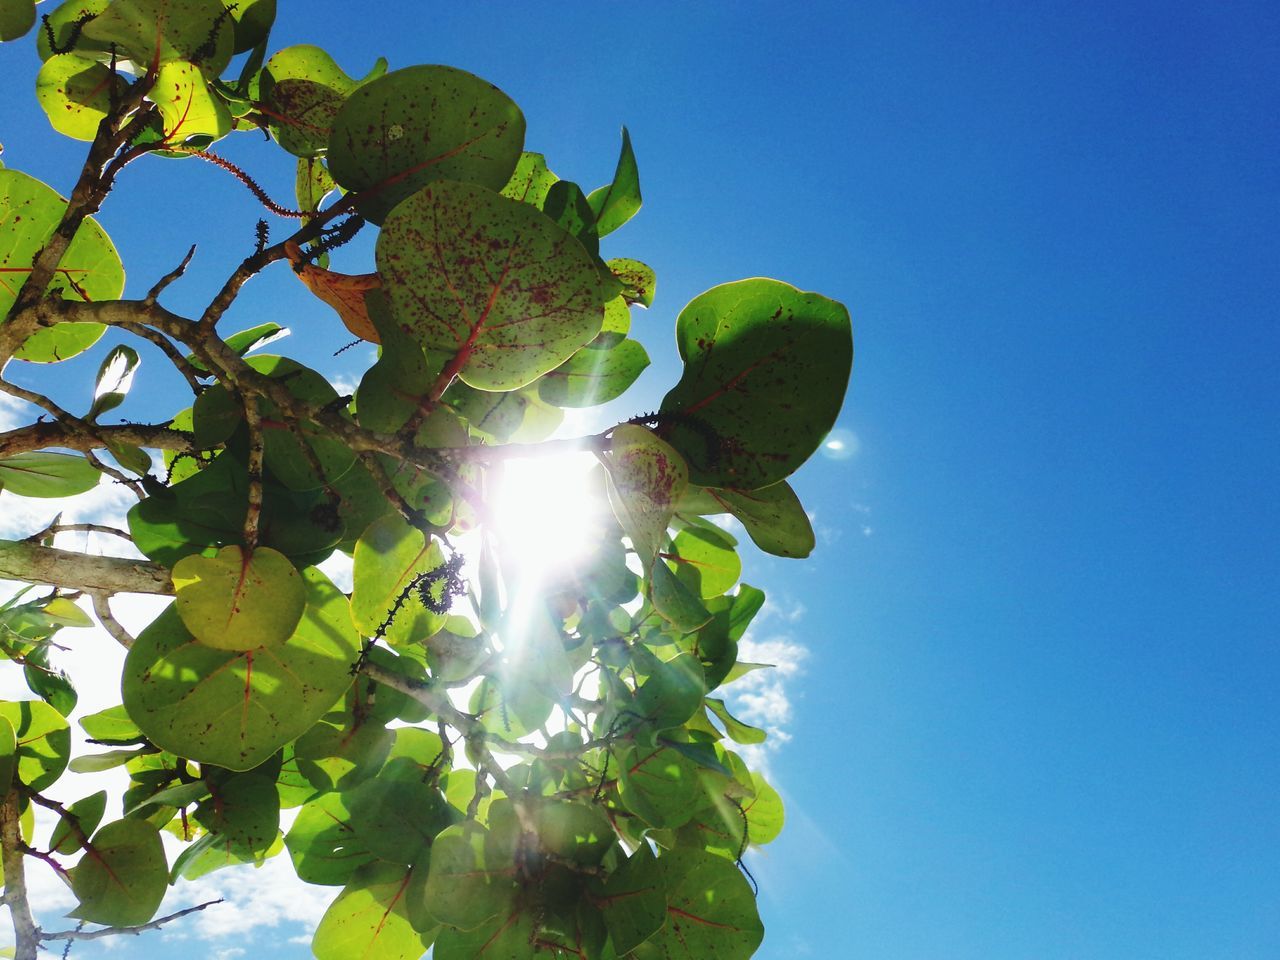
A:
0,4,851,958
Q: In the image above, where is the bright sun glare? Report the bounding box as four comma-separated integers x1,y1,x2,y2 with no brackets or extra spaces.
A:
488,451,605,582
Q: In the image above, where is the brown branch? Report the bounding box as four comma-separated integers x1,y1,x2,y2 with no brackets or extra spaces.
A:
0,540,173,596
143,244,196,305
242,394,264,550
0,421,194,459
1,789,38,960
39,899,224,943
90,592,136,648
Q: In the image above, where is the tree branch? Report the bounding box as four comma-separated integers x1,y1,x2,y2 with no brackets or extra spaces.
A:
0,421,194,459
1,789,38,960
0,540,173,596
39,899,224,943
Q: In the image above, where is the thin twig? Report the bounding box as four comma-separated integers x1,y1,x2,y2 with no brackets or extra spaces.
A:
24,522,132,544
39,899,224,943
90,592,136,649
143,245,196,305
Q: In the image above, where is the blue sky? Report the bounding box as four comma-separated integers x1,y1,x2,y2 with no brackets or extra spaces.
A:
2,0,1279,957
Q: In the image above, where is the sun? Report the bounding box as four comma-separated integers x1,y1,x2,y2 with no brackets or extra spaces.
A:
486,449,607,584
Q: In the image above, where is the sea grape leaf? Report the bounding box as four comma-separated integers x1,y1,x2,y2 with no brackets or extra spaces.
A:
224,0,273,53
35,0,111,60
0,0,35,41
0,699,70,790
285,790,374,886
86,345,140,422
669,523,741,599
542,178,599,256
296,157,338,213
420,822,515,930
648,848,764,960
328,64,526,224
122,567,358,770
69,819,168,926
171,828,282,880
313,861,425,960
587,126,641,237
82,0,233,75
602,424,687,567
614,743,704,829
293,717,393,793
150,59,232,145
742,772,784,845
35,54,127,141
350,513,448,646
22,644,78,716
50,790,107,855
344,775,453,866
683,480,815,558
289,255,381,344
705,698,766,745
608,257,656,308
261,44,367,157
538,337,649,408
659,278,852,489
377,178,614,391
633,651,706,734
193,769,280,853
172,544,306,651
1,168,122,360
0,717,14,796
597,843,666,955
500,151,557,208
0,452,99,498
78,704,141,743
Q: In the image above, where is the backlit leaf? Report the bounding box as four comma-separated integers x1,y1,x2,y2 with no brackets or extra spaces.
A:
69,819,168,926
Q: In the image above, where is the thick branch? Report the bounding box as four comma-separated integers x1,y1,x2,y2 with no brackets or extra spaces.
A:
1,789,38,960
0,540,173,596
0,421,193,458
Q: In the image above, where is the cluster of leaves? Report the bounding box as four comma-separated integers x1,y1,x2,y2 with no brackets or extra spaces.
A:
0,2,851,959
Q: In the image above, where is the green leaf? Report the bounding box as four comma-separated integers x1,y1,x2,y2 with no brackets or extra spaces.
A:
82,0,234,75
0,0,35,41
261,44,366,158
683,480,815,558
668,524,741,599
328,65,526,224
296,157,338,213
285,790,374,886
50,790,107,855
172,544,307,651
1,168,122,359
0,699,70,790
500,151,558,207
350,513,448,646
420,821,515,930
23,645,78,716
150,59,232,145
705,698,766,745
587,126,641,236
193,769,280,853
224,0,273,53
378,178,614,391
36,54,127,141
344,775,453,866
186,321,287,372
615,743,705,829
660,278,852,488
608,257,656,308
649,849,764,960
86,345,140,422
0,717,15,795
634,651,706,733
79,704,141,743
171,827,281,880
602,424,688,567
122,567,358,770
69,747,146,773
313,861,426,960
294,716,393,793
538,337,649,408
0,452,99,498
598,843,666,954
543,179,599,256
69,819,168,926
